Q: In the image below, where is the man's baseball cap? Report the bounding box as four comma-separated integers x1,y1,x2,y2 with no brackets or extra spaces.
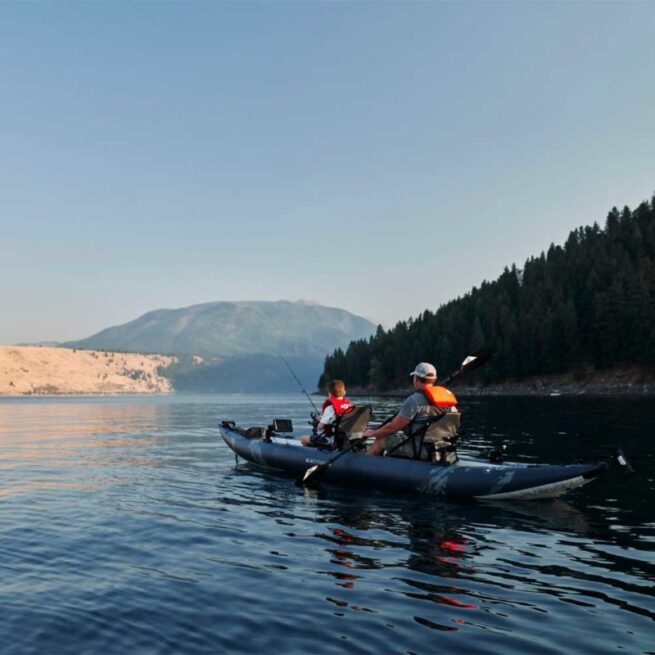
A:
409,362,437,379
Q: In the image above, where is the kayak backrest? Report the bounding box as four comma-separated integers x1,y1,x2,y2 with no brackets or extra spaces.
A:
422,411,461,444
420,410,461,463
334,405,372,448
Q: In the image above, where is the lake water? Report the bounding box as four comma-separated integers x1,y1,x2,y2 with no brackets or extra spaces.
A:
0,393,653,654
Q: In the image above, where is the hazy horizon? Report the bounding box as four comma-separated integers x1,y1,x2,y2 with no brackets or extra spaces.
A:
1,2,653,344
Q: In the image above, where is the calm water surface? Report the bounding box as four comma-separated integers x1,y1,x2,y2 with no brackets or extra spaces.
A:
0,394,653,654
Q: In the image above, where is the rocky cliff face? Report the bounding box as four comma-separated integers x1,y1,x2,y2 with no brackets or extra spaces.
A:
0,347,176,395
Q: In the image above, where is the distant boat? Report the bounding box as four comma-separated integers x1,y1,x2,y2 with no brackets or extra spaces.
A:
550,390,562,396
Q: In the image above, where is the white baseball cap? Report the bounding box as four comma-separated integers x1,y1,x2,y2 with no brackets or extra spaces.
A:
409,362,437,379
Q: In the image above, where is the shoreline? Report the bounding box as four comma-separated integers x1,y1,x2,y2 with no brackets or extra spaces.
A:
1,386,653,398
345,378,655,398
2,346,653,397
346,385,655,398
343,364,655,397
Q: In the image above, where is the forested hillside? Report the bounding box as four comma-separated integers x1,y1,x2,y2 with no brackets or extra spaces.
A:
321,197,655,390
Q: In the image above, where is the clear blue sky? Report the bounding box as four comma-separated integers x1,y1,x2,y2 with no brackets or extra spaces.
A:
1,2,653,344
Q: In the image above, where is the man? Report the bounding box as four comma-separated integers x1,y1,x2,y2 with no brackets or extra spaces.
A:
300,379,352,448
363,362,458,456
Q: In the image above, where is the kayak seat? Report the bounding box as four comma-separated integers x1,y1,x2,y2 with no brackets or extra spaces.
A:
334,405,372,451
418,410,461,464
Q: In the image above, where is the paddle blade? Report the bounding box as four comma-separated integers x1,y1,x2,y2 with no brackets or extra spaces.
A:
296,464,324,486
613,448,635,473
461,349,491,373
442,349,491,386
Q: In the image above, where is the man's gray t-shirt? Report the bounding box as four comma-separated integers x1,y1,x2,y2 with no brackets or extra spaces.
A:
398,391,436,434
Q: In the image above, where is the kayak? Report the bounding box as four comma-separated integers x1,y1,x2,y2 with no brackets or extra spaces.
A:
219,422,608,501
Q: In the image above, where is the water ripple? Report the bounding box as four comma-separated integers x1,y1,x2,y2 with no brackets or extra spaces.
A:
0,394,653,654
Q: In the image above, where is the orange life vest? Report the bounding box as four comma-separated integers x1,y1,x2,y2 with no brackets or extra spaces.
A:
420,386,458,408
406,385,460,443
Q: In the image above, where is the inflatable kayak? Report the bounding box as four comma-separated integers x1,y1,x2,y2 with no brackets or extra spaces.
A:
219,421,608,501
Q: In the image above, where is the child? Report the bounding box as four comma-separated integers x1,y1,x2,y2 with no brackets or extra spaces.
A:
300,379,352,448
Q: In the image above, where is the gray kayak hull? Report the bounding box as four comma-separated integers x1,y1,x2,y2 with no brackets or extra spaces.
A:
219,425,607,501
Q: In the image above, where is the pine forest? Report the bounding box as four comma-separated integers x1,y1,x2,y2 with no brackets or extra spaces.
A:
320,197,655,390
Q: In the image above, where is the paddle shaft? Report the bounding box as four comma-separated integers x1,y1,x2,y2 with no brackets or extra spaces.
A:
299,435,369,483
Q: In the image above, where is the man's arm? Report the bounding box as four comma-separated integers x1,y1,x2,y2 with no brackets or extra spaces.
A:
363,415,410,439
363,415,411,456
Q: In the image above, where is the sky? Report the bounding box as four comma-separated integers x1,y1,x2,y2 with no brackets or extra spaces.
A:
1,1,654,344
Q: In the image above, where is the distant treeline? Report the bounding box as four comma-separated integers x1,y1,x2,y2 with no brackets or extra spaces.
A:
320,197,655,390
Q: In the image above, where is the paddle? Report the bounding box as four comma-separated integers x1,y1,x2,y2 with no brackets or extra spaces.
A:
297,349,491,486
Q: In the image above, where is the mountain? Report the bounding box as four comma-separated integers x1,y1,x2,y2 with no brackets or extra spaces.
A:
64,300,375,358
63,300,376,392
321,196,655,391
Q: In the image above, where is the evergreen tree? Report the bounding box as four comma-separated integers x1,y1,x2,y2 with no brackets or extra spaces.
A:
320,196,655,389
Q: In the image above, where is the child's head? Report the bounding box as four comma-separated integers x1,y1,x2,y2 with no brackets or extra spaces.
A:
327,379,346,398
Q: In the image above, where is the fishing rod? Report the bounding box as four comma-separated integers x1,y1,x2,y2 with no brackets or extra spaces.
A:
279,356,320,413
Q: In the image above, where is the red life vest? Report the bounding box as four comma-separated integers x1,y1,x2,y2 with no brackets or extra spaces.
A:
421,386,458,408
319,396,352,440
322,396,353,417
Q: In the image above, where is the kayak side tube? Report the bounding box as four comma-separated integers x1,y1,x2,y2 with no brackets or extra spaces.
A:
219,424,608,501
